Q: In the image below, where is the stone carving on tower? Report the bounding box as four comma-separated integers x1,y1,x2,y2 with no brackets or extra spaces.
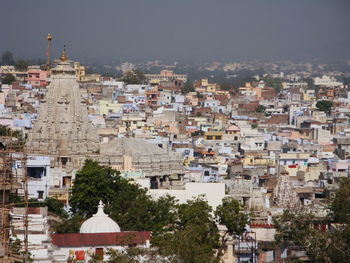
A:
273,170,300,208
26,49,99,166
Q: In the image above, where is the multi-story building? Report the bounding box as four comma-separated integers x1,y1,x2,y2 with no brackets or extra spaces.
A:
144,70,187,83
27,66,47,87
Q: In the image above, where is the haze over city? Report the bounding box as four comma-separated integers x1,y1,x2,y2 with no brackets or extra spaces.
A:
1,0,350,62
2,1,350,262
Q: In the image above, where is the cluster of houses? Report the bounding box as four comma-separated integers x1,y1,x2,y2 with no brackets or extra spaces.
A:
1,55,350,262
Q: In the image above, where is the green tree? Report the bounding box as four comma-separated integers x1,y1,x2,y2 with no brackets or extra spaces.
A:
255,105,266,113
0,125,25,150
134,69,145,82
274,208,316,249
325,224,350,263
182,81,194,93
105,247,171,263
264,77,283,93
70,160,176,232
1,74,16,85
104,249,136,263
121,69,145,84
1,50,15,65
283,105,289,113
215,197,248,258
152,197,220,263
330,177,350,223
14,60,29,71
274,207,350,263
46,197,68,219
220,82,232,91
54,215,84,234
0,125,23,139
148,195,177,233
305,78,315,89
70,159,120,217
316,100,333,114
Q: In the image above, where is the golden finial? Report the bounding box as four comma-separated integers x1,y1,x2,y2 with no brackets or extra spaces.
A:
47,33,53,41
60,45,68,62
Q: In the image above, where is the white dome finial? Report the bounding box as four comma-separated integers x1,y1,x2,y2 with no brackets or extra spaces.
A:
80,200,121,233
95,200,107,217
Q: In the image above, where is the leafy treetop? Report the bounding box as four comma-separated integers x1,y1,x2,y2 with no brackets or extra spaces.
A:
316,100,333,114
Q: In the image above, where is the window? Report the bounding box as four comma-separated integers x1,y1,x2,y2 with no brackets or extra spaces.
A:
28,167,46,178
37,191,44,199
63,176,71,187
61,157,68,168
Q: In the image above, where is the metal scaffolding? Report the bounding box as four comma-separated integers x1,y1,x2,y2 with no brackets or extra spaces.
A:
0,131,28,262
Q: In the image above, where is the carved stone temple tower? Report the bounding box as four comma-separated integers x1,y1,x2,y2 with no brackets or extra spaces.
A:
272,170,300,208
27,49,99,169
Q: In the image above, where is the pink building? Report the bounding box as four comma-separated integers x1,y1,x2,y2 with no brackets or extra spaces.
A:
27,68,47,87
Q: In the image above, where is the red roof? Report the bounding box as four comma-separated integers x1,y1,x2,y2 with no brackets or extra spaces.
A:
51,231,150,247
250,224,275,228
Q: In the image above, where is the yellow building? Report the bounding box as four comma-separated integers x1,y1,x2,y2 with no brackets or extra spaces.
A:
195,78,218,93
215,90,230,96
302,90,316,101
278,153,310,177
80,74,101,82
121,115,147,130
204,131,224,140
74,62,86,81
144,70,187,83
243,155,274,166
99,100,123,115
206,83,217,92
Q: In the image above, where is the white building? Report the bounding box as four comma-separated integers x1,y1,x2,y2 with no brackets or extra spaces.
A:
149,182,226,210
11,207,51,263
314,75,343,87
50,201,150,262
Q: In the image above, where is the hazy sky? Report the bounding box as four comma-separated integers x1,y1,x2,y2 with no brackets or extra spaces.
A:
1,0,350,62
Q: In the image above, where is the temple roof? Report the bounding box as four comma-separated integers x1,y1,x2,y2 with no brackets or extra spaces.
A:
100,137,170,156
26,58,99,157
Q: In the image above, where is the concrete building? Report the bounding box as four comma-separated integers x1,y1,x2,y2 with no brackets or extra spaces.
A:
27,66,47,87
144,70,187,83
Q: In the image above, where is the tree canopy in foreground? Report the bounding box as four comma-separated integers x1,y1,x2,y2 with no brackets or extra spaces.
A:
65,160,248,262
274,178,350,262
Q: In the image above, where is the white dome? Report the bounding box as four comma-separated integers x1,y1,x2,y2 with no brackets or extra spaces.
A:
80,201,121,233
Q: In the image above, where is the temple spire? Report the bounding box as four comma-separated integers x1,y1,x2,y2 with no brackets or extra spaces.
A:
60,45,68,62
46,33,53,70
